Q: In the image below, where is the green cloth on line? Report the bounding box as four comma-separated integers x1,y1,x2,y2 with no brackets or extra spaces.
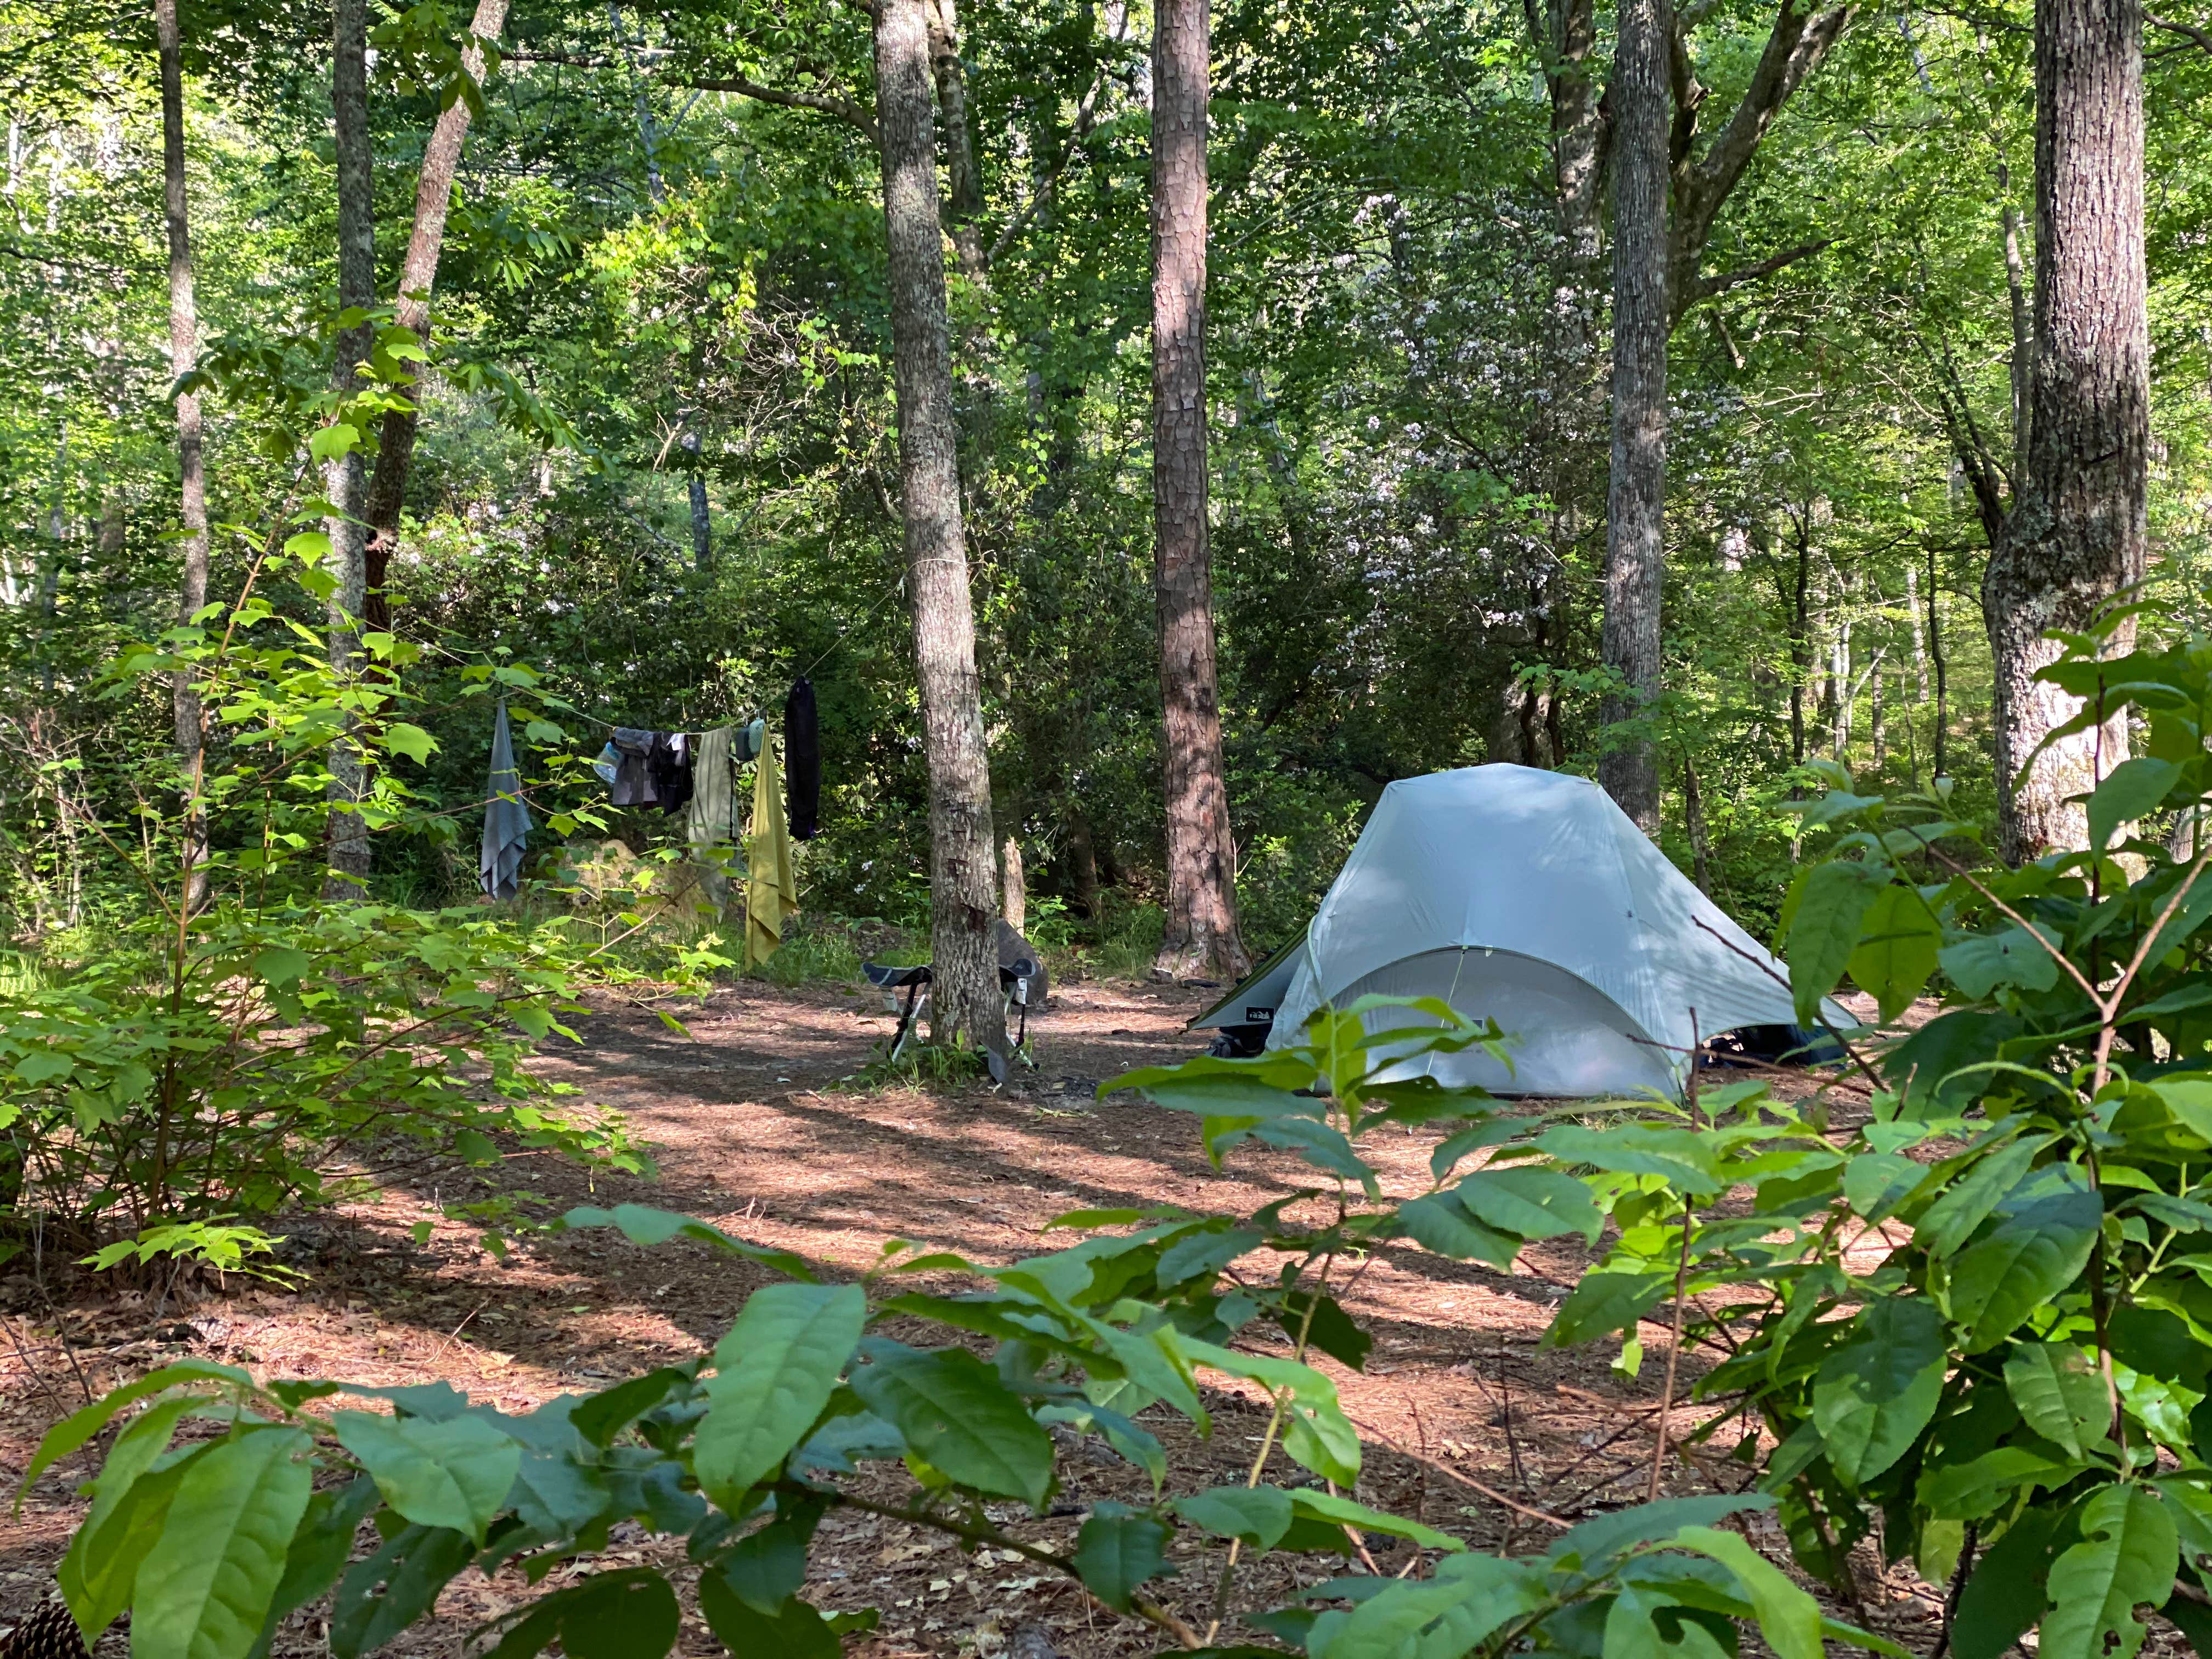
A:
746,736,798,967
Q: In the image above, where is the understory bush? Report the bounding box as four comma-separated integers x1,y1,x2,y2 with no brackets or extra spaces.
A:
0,526,664,1270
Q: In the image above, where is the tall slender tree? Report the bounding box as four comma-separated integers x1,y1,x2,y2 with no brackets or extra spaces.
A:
360,0,511,630
1150,0,1246,983
323,0,376,895
155,0,210,906
873,0,1005,1053
1595,0,1671,830
1979,0,2149,860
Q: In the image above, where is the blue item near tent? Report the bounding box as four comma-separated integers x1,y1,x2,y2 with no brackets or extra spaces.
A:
480,699,534,899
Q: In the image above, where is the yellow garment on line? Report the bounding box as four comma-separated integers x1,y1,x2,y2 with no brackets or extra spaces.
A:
745,737,799,968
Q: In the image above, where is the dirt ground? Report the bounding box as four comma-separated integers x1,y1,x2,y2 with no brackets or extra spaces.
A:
3,976,1974,1657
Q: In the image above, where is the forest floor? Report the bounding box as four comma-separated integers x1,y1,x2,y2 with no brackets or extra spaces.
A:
3,975,1982,1658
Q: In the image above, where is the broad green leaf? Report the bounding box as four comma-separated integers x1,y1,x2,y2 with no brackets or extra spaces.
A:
1954,1501,2076,1659
1176,1338,1362,1485
490,1570,681,1659
557,1204,814,1281
2040,1484,2176,1659
696,1576,837,1659
1812,1297,1946,1482
20,1364,251,1502
1786,859,1887,1027
1273,1291,1373,1372
1174,1485,1294,1547
1454,1165,1601,1242
1396,1191,1520,1268
1671,1526,1822,1659
381,723,437,764
332,1411,520,1542
1288,1488,1465,1551
1073,1503,1172,1611
1841,1151,1930,1222
1547,1270,1672,1348
1915,1135,2051,1257
331,1526,475,1659
2004,1342,2112,1460
695,1283,866,1508
1846,883,1943,1022
1536,1125,1719,1195
13,1049,73,1085
1939,925,2061,999
253,947,312,988
60,1446,205,1641
1917,1447,2077,1519
1543,1496,1773,1576
848,1343,1055,1506
133,1427,314,1659
249,1477,381,1659
2087,758,2180,853
1949,1190,2102,1352
1603,1584,1732,1659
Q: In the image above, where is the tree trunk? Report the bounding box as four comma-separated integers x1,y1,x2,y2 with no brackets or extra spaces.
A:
361,0,510,629
1786,510,1810,771
873,0,1006,1053
1150,0,1248,983
1595,0,1669,832
323,0,375,897
1001,832,1026,933
1928,545,1949,780
1064,809,1101,920
1982,0,2148,862
928,0,986,280
156,0,211,909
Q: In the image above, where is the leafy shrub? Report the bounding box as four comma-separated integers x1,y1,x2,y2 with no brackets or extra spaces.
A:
0,530,651,1267
31,1011,1865,1659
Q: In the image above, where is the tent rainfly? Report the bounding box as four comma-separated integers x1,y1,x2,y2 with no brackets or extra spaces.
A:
1189,764,1844,1098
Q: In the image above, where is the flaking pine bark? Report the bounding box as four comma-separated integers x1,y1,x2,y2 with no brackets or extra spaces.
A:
873,0,1006,1053
1980,0,2149,861
1150,0,1248,985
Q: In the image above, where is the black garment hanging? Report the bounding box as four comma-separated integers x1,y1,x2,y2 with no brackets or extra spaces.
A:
650,731,693,816
785,678,821,839
609,728,658,806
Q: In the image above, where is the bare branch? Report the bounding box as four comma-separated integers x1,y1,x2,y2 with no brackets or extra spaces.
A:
504,48,878,140
1683,236,1832,307
2149,12,2212,52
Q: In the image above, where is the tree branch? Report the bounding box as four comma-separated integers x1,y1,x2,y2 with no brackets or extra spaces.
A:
1683,236,1832,307
504,48,877,139
2149,12,2212,53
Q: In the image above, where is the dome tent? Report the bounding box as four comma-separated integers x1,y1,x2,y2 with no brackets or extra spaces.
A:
1189,764,1843,1098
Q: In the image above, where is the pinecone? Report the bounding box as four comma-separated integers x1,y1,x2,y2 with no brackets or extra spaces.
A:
0,1601,89,1659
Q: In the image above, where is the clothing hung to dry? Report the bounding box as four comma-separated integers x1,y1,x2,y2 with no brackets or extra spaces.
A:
479,700,534,899
785,678,820,840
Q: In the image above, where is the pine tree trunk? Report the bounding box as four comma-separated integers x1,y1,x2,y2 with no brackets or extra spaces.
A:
1595,0,1669,833
873,0,1005,1053
1982,0,2147,862
156,0,211,910
361,0,510,627
1150,0,1248,984
323,0,376,897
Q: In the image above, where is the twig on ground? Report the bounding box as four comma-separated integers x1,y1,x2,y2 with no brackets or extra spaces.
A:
1346,1414,1570,1528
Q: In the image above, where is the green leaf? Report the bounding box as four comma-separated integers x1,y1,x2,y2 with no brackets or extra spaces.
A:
382,723,437,765
1846,883,1944,1022
557,1204,814,1281
1671,1526,1822,1659
1954,1500,2075,1659
695,1283,866,1509
330,1525,474,1659
697,1576,836,1659
249,1477,381,1659
1918,1447,2077,1519
1940,924,2062,999
1812,1297,1947,1483
1074,1503,1172,1611
848,1343,1055,1507
1174,1485,1293,1547
1288,1488,1465,1551
1949,1190,2102,1352
1395,1191,1520,1268
134,1428,314,1659
20,1364,251,1502
332,1411,520,1543
1914,1136,2051,1257
1272,1291,1372,1372
2004,1343,2112,1460
1547,1270,1672,1348
60,1445,204,1641
309,423,360,462
1454,1165,1601,1242
2087,758,2180,853
13,1049,73,1085
491,1571,681,1659
1175,1338,1362,1485
1536,1125,1719,1195
253,947,312,988
1842,1151,1930,1222
2040,1484,2176,1659
1786,859,1887,1028
1603,1584,1734,1659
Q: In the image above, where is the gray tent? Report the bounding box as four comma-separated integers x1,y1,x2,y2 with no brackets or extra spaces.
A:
1190,764,1841,1098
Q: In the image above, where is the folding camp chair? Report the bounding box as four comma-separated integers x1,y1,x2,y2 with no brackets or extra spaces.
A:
864,928,1045,1081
